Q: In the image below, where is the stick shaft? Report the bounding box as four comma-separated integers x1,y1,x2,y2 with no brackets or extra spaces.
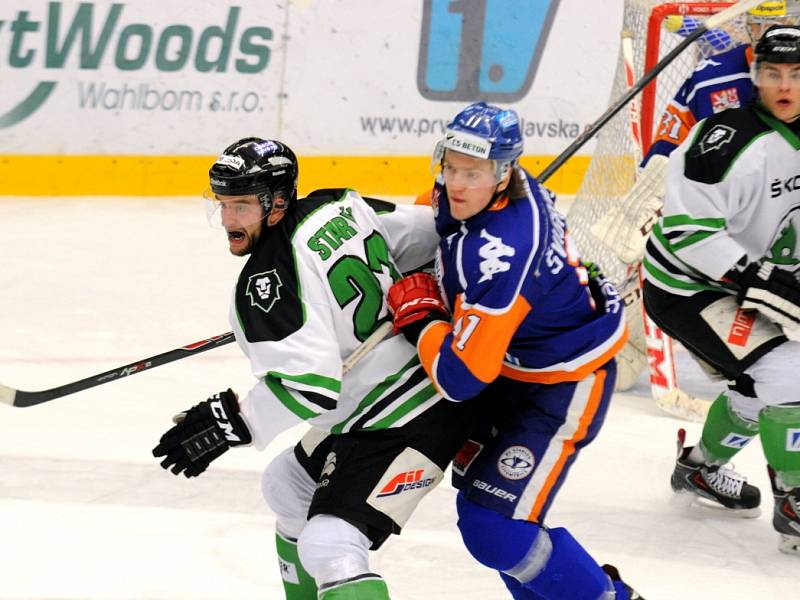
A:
2,320,395,408
2,333,236,408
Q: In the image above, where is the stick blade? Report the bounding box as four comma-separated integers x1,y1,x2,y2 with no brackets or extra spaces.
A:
0,384,18,407
654,388,711,422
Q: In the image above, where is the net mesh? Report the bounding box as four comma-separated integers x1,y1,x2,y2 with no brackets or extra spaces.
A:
566,1,747,290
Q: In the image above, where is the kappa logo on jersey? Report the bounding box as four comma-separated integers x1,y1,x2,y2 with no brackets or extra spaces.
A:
246,269,283,313
721,433,754,450
787,429,800,452
698,124,736,154
710,88,741,113
478,229,515,282
376,469,436,497
497,445,535,480
694,57,722,73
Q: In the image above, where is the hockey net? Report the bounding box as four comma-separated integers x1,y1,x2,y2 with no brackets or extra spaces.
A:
567,0,747,292
566,1,749,419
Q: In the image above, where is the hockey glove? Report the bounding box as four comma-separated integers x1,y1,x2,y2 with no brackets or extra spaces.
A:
736,262,800,329
152,388,252,478
387,272,449,344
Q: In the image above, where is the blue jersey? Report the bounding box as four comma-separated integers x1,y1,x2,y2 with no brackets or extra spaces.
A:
418,168,627,402
646,43,753,163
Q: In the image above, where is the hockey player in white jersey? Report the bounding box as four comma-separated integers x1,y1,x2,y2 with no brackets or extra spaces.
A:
607,1,800,392
151,137,480,598
643,25,800,554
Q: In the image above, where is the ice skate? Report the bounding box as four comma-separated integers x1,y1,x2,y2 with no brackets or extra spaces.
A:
670,429,761,517
601,564,645,600
768,466,800,555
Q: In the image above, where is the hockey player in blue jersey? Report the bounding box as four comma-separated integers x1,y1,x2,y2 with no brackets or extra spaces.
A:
387,103,641,599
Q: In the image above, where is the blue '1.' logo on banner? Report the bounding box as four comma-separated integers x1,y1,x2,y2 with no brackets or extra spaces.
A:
418,0,561,102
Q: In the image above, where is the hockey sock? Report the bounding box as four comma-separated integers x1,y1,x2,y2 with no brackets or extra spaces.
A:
759,405,800,488
317,575,390,599
275,531,317,600
699,393,758,465
456,493,612,600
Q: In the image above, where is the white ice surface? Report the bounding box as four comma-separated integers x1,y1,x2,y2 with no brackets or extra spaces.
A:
0,197,797,599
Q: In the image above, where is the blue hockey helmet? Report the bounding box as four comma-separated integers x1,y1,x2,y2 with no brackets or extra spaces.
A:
433,102,523,183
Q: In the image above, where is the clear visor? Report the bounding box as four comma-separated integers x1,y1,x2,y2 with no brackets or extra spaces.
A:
750,61,800,88
203,188,268,230
430,144,511,189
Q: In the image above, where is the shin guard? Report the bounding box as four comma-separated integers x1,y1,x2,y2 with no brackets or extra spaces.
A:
700,394,758,464
760,405,800,487
275,531,317,600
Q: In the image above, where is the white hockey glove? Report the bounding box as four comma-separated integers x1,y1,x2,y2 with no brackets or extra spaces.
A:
736,262,800,329
589,154,668,264
152,389,252,478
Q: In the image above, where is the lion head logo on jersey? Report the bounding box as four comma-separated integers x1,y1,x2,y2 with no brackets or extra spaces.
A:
246,269,283,313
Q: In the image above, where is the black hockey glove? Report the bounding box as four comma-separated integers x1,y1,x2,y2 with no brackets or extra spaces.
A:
152,389,252,478
735,262,800,328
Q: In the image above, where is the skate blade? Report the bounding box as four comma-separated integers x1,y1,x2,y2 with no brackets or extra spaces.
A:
778,534,800,555
670,490,761,518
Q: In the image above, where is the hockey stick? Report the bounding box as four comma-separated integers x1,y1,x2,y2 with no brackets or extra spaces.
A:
537,0,762,183
1,322,394,408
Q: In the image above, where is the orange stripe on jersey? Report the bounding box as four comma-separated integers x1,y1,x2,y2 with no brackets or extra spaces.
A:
500,324,628,384
488,195,509,211
415,189,432,206
526,369,607,522
452,294,532,384
652,103,696,149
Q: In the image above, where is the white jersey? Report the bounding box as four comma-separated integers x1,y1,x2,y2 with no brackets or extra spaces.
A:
644,102,800,297
231,189,442,448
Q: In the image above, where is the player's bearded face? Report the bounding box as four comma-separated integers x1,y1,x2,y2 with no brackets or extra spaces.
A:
441,151,509,220
216,194,265,256
756,62,800,122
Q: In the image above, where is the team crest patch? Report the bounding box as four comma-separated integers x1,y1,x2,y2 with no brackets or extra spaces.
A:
497,445,535,480
246,269,283,313
698,124,736,154
710,88,740,113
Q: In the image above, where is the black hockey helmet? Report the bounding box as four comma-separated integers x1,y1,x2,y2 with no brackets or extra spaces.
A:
754,24,800,64
208,137,298,212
